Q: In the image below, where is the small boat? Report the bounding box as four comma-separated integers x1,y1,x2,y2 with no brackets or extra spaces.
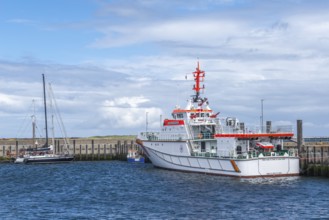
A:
136,62,299,177
15,146,74,164
127,149,145,163
14,74,74,164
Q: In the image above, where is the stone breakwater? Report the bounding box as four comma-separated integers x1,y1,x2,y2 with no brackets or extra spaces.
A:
0,136,138,161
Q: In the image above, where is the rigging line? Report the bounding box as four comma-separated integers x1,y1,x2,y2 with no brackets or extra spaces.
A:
48,83,70,148
48,84,56,146
35,123,44,139
15,101,36,138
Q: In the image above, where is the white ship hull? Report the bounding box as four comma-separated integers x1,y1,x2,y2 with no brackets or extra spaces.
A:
141,141,299,178
137,63,300,178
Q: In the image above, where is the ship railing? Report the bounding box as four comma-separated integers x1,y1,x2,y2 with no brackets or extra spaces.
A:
139,132,160,141
139,132,189,141
189,118,217,125
192,132,215,140
190,148,298,159
191,152,218,158
247,148,298,159
220,125,294,135
243,125,293,134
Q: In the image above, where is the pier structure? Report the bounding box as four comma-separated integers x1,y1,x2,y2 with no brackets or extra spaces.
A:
0,137,140,162
1,120,329,177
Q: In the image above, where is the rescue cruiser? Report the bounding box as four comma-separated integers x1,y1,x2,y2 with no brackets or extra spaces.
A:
136,62,299,177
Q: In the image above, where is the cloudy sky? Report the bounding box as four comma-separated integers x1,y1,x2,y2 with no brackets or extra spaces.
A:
1,0,329,138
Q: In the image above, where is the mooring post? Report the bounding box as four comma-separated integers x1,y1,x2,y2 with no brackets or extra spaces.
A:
73,139,76,155
85,144,88,160
130,140,133,151
110,144,113,159
117,141,121,159
53,140,57,154
124,140,127,159
326,147,329,166
98,144,100,160
15,140,18,158
313,146,316,164
297,119,303,169
91,140,94,161
54,140,57,154
104,144,106,160
79,144,82,161
306,146,309,166
321,147,323,166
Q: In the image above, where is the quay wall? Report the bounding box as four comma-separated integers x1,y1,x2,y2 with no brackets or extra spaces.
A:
299,143,329,177
0,137,139,162
2,136,329,178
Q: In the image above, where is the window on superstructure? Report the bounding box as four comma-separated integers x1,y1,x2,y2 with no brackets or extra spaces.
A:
177,113,183,118
201,113,204,117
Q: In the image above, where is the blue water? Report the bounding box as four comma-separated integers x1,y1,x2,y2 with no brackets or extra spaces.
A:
0,161,329,219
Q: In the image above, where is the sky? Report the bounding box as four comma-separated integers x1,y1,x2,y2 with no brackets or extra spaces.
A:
1,0,329,138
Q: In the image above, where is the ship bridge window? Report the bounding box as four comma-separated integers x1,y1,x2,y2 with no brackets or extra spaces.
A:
177,113,184,118
201,113,204,117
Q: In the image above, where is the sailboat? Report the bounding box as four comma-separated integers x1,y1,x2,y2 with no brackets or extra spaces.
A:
14,74,74,164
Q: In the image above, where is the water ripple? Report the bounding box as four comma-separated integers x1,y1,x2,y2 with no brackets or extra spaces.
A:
0,161,329,219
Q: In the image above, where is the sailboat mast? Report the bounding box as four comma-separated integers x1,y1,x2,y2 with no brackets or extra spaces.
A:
32,115,36,146
32,99,36,147
42,74,49,147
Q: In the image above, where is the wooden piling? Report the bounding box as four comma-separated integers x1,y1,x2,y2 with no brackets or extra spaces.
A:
79,144,82,160
0,137,133,162
91,140,94,161
97,144,100,160
73,140,76,155
104,144,107,160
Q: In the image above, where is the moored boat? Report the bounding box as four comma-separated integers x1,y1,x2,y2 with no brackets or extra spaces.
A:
127,149,145,163
137,62,299,177
14,74,74,164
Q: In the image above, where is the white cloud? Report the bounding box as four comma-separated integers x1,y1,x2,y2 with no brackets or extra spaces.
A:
100,96,163,129
2,0,329,137
90,18,243,48
103,96,150,108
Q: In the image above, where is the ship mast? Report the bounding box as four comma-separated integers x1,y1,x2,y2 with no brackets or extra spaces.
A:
31,99,37,148
192,61,205,103
42,74,49,148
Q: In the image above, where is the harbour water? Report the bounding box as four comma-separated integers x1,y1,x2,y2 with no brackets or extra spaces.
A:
1,161,329,219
